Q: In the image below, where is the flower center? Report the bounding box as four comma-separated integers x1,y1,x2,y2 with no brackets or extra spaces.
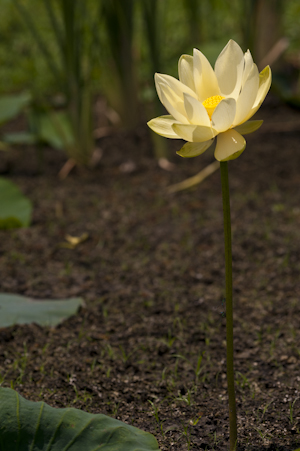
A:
202,95,224,119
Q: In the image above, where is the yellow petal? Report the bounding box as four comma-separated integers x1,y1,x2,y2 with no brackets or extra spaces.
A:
215,39,244,99
155,75,179,105
214,129,246,161
147,115,181,139
172,124,216,143
242,66,272,122
211,98,236,132
234,120,263,135
193,48,220,102
176,139,214,158
155,73,197,102
183,93,211,126
253,66,272,109
159,84,189,123
178,55,195,92
242,50,254,89
64,233,89,248
233,63,259,126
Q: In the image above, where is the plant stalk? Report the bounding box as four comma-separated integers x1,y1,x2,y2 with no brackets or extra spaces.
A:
220,161,237,451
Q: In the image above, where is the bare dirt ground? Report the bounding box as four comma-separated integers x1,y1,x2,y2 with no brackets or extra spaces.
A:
0,97,300,450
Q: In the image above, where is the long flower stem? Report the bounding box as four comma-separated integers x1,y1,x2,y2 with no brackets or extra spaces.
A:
220,161,237,451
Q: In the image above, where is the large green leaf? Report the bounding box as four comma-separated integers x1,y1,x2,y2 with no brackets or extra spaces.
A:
0,294,83,327
0,388,160,451
0,178,32,229
0,92,31,126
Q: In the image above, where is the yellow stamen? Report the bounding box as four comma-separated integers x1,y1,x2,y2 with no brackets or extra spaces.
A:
202,95,224,119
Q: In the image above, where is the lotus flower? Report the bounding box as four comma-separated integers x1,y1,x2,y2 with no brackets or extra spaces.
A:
147,40,271,161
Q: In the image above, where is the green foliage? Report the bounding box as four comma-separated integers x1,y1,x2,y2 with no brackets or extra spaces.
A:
0,387,160,451
1,104,75,151
182,0,202,45
0,294,83,327
0,91,75,152
283,0,300,51
0,177,32,228
0,217,22,230
101,0,138,127
140,0,169,159
12,0,98,164
30,110,74,150
2,131,36,145
0,92,31,125
141,0,164,75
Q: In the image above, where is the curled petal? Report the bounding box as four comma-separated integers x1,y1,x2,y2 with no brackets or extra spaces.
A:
178,55,195,92
214,129,246,161
242,50,254,89
155,76,181,106
211,98,236,133
193,48,220,102
215,40,244,99
159,84,189,123
183,93,210,126
172,123,216,142
243,66,272,122
233,63,259,126
234,120,263,135
253,66,272,109
147,115,181,139
176,139,214,158
155,73,197,103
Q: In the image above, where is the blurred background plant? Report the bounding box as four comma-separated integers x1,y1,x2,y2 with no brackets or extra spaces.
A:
101,0,137,129
11,0,99,166
0,0,299,169
140,0,169,161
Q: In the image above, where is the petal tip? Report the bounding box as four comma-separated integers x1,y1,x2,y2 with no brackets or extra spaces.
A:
214,130,246,161
215,142,246,162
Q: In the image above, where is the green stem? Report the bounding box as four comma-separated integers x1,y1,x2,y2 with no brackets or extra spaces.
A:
220,161,237,451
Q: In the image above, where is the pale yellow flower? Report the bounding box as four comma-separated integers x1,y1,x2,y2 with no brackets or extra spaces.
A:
147,40,271,161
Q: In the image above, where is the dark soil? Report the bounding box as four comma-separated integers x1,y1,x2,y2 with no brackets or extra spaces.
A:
0,97,300,451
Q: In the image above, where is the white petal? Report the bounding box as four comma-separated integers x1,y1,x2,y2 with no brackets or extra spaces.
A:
155,73,197,102
214,129,246,161
253,66,272,109
178,55,195,92
211,98,236,132
177,139,214,158
215,40,244,99
242,50,254,88
147,115,181,139
155,75,164,104
233,64,259,126
159,84,189,123
193,48,220,102
172,124,216,142
183,93,211,126
234,120,263,135
243,66,272,122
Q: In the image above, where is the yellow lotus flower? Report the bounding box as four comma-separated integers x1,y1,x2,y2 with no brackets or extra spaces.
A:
147,40,271,161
